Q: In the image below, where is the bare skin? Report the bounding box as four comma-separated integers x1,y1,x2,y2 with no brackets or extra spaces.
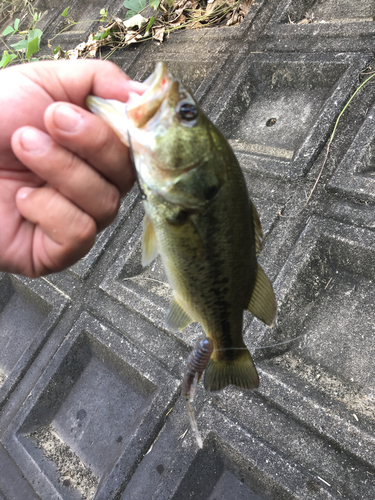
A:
0,59,145,277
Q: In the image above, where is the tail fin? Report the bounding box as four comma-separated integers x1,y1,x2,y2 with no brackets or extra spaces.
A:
204,349,259,391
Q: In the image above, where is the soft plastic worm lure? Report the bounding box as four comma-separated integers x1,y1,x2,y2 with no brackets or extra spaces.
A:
181,337,214,448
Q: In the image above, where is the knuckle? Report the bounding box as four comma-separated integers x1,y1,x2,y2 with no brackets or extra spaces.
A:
100,186,120,222
60,149,80,176
91,123,113,156
91,121,126,166
73,213,97,246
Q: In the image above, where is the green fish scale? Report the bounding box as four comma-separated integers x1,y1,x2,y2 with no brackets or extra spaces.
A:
144,147,257,362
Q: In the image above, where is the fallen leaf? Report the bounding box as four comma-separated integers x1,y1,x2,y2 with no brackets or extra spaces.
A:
190,7,205,18
67,48,80,60
171,7,184,19
238,0,252,17
187,0,199,8
169,10,187,26
152,25,165,41
124,13,149,29
53,47,65,60
125,30,143,43
113,16,127,29
75,41,87,51
206,0,227,15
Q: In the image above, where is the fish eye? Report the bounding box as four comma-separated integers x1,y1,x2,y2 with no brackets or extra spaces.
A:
178,102,198,122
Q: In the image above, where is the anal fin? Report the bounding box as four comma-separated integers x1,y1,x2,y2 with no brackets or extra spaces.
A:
142,214,159,267
247,264,277,326
166,296,194,331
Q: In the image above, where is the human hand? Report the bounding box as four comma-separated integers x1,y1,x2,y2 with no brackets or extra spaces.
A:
0,59,144,277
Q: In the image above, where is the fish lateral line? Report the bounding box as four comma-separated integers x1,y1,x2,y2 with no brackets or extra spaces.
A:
214,336,307,352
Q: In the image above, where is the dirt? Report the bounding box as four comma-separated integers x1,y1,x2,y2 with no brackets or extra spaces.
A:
0,369,6,387
274,352,375,421
28,424,99,499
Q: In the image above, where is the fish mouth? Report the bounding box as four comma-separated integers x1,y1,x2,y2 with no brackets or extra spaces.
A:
142,61,170,95
126,62,173,127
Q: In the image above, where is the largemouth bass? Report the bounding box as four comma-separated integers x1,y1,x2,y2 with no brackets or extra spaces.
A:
87,62,277,393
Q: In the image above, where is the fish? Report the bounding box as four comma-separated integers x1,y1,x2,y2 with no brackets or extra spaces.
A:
86,62,277,393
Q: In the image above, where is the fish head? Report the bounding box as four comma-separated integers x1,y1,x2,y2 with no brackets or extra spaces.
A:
126,62,214,187
87,62,225,207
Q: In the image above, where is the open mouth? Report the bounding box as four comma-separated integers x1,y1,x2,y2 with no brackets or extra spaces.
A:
85,62,173,145
126,62,173,127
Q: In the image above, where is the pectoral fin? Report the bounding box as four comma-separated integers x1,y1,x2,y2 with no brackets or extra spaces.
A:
141,214,159,267
166,296,194,331
246,264,277,326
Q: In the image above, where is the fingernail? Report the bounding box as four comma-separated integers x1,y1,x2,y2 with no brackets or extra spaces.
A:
53,105,82,132
16,187,36,200
20,128,52,153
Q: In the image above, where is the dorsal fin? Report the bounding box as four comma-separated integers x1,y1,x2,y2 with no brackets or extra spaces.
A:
166,296,194,331
246,264,277,326
141,214,159,267
251,201,263,256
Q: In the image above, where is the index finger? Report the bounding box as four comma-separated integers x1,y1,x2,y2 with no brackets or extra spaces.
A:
44,103,134,196
12,59,146,108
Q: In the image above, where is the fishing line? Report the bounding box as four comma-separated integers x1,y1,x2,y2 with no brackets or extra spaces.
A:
254,333,308,350
183,336,307,449
210,333,307,353
125,283,306,350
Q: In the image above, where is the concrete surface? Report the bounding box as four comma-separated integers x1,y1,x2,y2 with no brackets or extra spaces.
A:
1,0,375,498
